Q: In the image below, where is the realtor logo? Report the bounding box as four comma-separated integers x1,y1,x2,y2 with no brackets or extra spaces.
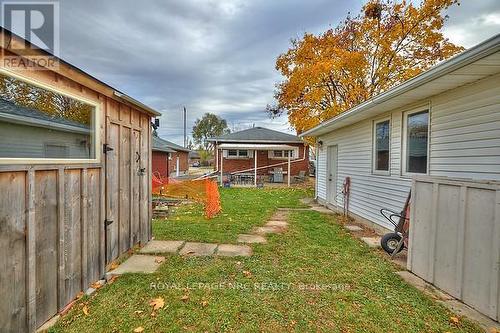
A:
1,1,60,69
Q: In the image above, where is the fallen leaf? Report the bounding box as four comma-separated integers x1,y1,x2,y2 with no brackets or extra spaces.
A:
82,305,89,316
108,276,119,284
90,282,102,290
449,316,460,325
149,297,165,311
242,270,252,278
134,310,144,315
181,295,189,302
133,327,144,333
201,300,208,307
109,262,119,270
154,258,164,264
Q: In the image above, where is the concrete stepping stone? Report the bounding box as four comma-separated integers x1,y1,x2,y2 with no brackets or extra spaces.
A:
108,254,165,275
361,237,381,248
253,225,285,235
179,242,218,256
216,244,252,257
345,225,363,231
310,206,335,214
140,240,185,254
265,220,288,228
271,211,289,221
237,234,267,244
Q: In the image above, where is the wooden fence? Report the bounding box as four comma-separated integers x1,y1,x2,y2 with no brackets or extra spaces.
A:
408,176,500,320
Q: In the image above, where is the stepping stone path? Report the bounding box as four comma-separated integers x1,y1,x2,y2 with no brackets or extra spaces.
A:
179,242,218,257
345,225,363,231
110,209,292,274
237,234,267,244
217,244,252,257
361,236,381,248
108,254,165,275
140,240,185,254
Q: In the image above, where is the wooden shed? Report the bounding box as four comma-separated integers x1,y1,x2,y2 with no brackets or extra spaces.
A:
0,30,160,332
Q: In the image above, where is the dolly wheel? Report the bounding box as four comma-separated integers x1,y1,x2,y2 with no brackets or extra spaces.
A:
381,233,404,255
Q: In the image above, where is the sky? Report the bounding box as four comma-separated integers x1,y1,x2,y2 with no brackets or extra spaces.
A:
56,0,500,146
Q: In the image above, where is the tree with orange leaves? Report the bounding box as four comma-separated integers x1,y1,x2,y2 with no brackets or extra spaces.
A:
268,0,464,135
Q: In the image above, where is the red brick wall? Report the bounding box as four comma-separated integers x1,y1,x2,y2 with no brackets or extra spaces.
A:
216,143,309,176
168,151,189,175
152,151,169,178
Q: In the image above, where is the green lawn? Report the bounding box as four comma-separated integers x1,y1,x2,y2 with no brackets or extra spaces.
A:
153,187,313,243
53,188,481,333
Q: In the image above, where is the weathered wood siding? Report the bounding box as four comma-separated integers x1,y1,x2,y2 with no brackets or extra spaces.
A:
0,61,153,331
316,72,500,229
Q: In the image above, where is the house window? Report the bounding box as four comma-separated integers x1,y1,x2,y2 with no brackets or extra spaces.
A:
0,72,98,162
373,119,390,172
226,149,249,158
271,149,296,159
405,110,429,174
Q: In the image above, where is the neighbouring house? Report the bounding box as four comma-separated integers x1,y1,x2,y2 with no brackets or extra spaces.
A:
302,33,500,230
189,150,201,166
301,34,500,320
152,134,190,178
0,29,160,332
208,127,309,186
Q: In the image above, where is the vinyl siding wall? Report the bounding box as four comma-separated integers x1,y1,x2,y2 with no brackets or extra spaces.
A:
316,73,500,230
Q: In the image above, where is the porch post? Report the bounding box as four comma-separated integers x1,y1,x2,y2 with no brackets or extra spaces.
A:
220,149,224,186
287,151,291,187
254,149,258,187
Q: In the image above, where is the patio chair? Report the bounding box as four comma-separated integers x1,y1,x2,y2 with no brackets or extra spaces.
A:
273,168,283,183
293,170,307,183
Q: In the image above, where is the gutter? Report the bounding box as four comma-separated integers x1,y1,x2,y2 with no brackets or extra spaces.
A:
301,33,500,138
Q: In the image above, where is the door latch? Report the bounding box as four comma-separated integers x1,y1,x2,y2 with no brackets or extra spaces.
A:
104,219,114,229
103,144,114,154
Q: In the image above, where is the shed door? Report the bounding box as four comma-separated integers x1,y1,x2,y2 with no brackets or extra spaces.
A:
327,145,338,205
104,117,143,264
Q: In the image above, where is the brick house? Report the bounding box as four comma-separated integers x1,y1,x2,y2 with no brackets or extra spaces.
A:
208,127,309,186
152,134,190,178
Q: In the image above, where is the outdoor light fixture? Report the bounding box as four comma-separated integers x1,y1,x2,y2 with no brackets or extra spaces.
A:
317,140,323,148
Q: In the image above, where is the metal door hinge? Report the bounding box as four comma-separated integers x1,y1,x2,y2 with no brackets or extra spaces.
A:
104,219,114,229
103,144,114,154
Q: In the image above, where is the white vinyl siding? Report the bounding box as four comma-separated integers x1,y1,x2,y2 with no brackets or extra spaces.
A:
316,72,500,230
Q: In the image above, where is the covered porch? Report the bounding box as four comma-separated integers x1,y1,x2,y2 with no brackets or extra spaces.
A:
216,143,298,187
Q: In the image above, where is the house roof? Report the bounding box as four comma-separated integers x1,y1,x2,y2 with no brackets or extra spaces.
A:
189,150,200,159
208,127,303,143
1,28,161,117
0,98,91,134
301,33,500,137
152,135,190,153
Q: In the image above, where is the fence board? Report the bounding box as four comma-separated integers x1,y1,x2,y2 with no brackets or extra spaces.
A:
34,170,58,327
87,169,101,284
63,170,82,305
26,170,36,332
120,127,131,254
0,172,27,333
132,130,141,245
106,122,120,262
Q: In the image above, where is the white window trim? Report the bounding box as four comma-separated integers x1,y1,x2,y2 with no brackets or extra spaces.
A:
268,148,299,160
225,149,252,159
0,68,101,165
401,108,430,177
372,117,391,175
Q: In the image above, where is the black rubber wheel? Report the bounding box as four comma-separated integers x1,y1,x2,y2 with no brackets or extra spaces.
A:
381,232,404,254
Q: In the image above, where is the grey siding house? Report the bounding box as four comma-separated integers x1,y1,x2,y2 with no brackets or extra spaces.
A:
302,34,500,231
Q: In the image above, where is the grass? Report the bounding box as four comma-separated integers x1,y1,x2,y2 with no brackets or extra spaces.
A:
153,187,313,243
53,188,482,333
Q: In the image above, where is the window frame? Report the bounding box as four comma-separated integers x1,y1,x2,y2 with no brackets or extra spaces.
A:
402,108,430,176
372,117,391,175
0,68,101,165
226,149,250,159
269,148,298,160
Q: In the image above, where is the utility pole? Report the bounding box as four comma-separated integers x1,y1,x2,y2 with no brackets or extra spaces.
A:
183,106,187,148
